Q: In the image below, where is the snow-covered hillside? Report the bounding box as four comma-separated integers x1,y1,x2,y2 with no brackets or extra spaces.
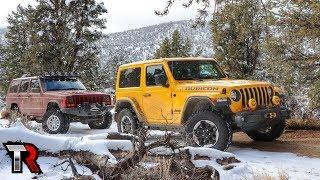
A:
99,20,213,63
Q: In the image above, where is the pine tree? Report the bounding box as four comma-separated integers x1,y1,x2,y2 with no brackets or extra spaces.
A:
0,5,32,91
0,0,107,92
154,37,171,58
265,0,320,113
100,49,130,89
171,30,182,57
210,0,265,78
154,30,191,59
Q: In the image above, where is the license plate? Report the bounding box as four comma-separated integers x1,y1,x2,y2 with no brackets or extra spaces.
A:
265,112,277,119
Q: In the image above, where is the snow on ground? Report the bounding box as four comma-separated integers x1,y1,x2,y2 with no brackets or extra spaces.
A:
188,147,251,179
0,119,320,179
0,121,133,164
0,150,96,180
230,147,320,180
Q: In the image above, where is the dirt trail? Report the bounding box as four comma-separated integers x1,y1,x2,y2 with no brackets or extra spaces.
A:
232,130,320,158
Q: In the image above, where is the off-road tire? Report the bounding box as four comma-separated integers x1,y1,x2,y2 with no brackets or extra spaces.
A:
42,109,70,134
246,118,286,141
185,110,232,151
116,108,139,135
88,112,113,129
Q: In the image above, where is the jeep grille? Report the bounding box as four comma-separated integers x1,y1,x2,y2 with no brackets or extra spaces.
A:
239,87,272,109
74,95,104,105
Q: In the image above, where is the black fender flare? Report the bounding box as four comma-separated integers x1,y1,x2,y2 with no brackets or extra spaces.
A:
115,98,146,123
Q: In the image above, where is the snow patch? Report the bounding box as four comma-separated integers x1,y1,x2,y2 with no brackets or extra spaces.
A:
0,122,133,164
65,0,76,5
231,147,320,180
0,150,94,180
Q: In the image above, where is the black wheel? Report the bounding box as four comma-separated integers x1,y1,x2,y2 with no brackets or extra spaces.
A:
116,108,138,134
42,109,70,134
185,110,232,151
246,118,285,141
88,112,113,129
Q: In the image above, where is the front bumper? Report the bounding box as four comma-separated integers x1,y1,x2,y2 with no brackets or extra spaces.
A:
234,106,290,132
61,104,113,119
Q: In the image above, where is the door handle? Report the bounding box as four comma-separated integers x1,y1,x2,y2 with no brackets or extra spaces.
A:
143,93,151,97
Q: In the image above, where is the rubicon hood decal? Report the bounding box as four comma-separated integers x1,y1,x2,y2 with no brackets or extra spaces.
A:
177,85,221,92
184,86,219,91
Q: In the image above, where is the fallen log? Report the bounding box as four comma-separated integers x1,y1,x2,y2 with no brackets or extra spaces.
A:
29,131,222,180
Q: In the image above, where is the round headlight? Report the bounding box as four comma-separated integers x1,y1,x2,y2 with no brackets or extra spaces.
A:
267,87,273,96
230,90,240,101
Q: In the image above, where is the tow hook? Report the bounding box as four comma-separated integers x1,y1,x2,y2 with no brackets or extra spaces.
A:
90,104,100,112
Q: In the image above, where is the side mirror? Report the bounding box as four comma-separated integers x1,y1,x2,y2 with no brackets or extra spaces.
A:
155,74,169,88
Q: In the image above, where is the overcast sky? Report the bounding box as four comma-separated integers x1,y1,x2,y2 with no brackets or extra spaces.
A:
0,0,200,34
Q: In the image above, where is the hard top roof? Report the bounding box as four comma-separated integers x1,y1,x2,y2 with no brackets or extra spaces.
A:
119,57,216,68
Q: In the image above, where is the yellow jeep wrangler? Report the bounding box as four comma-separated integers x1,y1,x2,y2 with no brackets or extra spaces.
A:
114,58,290,150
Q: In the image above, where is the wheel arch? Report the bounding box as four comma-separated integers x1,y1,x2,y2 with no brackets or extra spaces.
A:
10,103,19,110
46,101,60,111
181,96,220,124
115,98,146,123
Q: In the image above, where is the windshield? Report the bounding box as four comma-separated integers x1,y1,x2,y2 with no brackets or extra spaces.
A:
168,60,226,80
43,78,87,91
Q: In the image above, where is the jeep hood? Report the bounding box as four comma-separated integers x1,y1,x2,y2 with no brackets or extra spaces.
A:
44,90,107,97
176,79,271,92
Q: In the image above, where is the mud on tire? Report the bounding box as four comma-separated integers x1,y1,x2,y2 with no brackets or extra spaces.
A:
42,109,70,134
185,110,232,151
88,111,113,129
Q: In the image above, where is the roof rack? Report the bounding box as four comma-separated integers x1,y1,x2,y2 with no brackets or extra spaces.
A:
40,72,80,78
40,75,80,79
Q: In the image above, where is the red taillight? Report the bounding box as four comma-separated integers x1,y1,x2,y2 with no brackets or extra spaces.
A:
103,95,111,105
66,97,76,108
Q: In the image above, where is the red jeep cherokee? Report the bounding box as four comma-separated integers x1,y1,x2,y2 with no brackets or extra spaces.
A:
5,76,113,134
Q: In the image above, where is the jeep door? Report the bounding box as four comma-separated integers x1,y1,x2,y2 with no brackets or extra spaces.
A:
27,79,43,116
143,64,173,124
18,79,31,115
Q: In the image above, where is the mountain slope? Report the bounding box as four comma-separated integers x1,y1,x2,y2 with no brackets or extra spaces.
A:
99,20,213,63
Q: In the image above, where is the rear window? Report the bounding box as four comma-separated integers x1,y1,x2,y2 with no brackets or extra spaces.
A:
19,80,30,93
119,67,141,88
9,80,20,93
